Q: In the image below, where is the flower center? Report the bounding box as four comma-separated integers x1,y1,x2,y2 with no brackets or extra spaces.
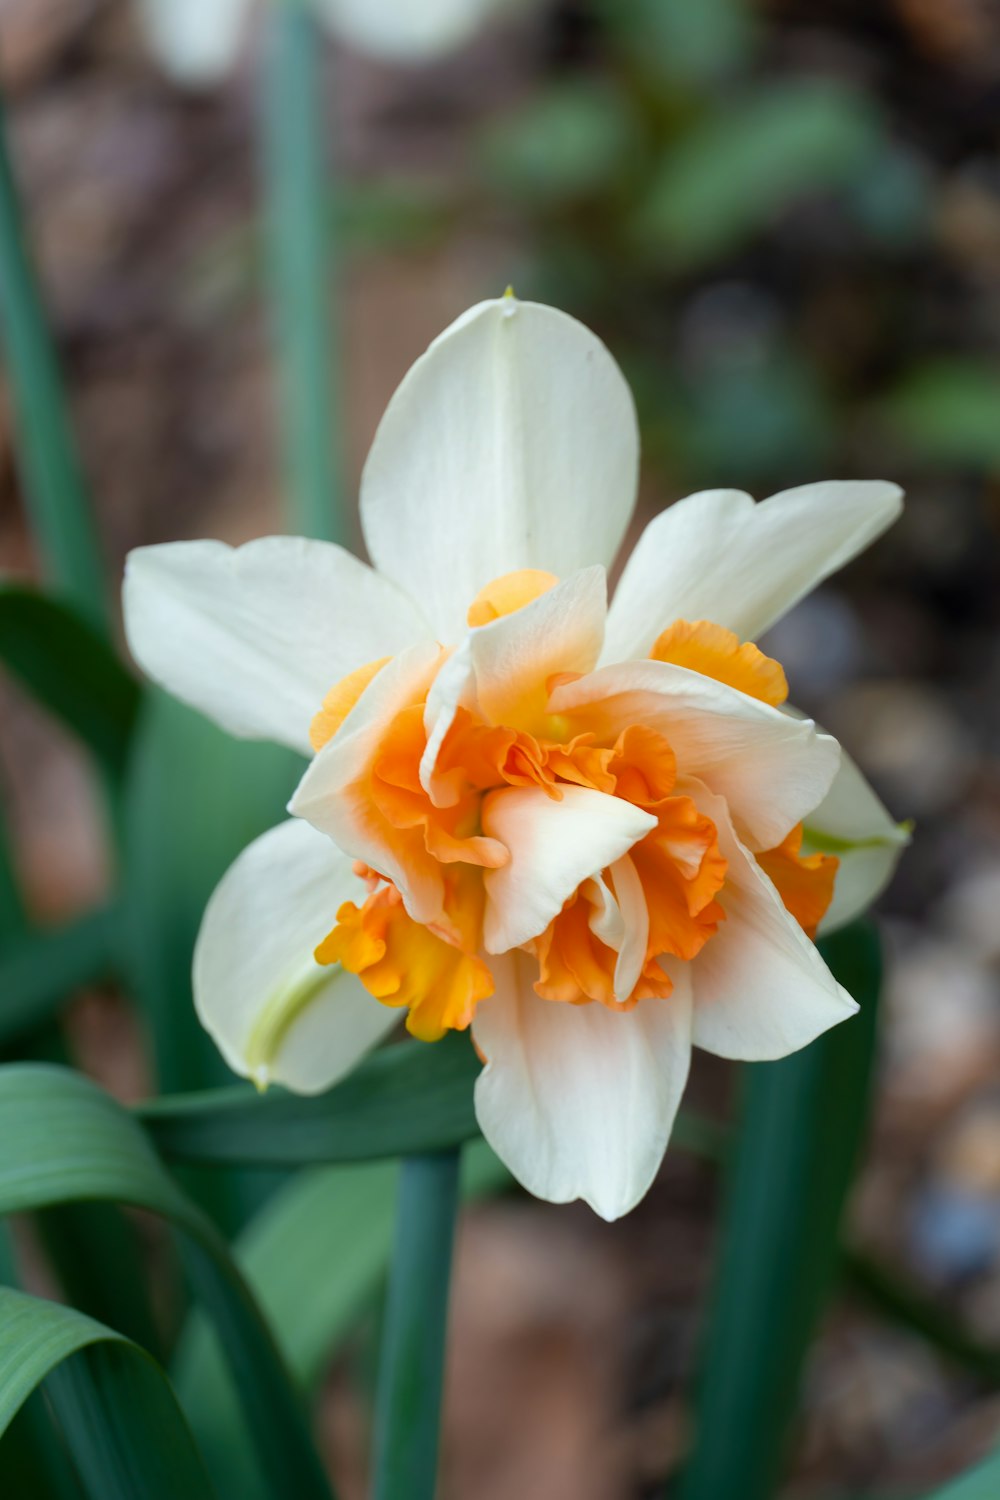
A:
306,589,837,1040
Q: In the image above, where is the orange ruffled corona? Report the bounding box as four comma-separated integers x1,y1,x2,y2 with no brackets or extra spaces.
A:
309,578,838,1040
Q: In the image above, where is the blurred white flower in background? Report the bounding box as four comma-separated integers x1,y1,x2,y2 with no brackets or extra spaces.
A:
137,0,524,84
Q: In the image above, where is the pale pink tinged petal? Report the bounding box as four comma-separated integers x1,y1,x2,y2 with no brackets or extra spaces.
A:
549,661,840,851
288,643,446,918
193,819,397,1094
123,537,429,754
603,480,903,663
360,298,639,640
481,784,656,953
688,784,858,1061
472,952,693,1221
469,566,607,728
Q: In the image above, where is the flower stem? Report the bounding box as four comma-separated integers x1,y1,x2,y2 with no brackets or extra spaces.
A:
0,93,107,629
260,2,346,545
373,1148,462,1500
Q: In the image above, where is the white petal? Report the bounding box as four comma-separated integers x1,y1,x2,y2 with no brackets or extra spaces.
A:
806,748,910,934
137,0,248,84
603,480,903,663
360,298,639,641
193,819,397,1095
481,785,656,953
470,567,606,727
418,569,607,805
689,785,858,1060
609,854,648,1003
289,643,446,919
472,951,693,1221
549,661,840,851
315,0,508,60
123,537,429,754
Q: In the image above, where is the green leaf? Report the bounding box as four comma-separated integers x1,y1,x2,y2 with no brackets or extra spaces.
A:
676,920,883,1500
0,902,122,1049
138,1034,483,1166
844,1246,1000,1388
0,1063,333,1500
593,0,756,85
0,588,140,777
261,6,345,544
172,1143,510,1500
480,81,640,206
372,1149,461,1500
0,99,106,629
924,1450,1000,1500
635,80,883,266
877,360,1000,470
0,1284,214,1499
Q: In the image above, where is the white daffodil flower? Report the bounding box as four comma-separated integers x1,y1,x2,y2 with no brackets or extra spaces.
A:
123,295,909,1221
137,0,520,84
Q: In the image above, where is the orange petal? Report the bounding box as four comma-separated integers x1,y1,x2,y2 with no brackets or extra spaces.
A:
310,656,391,751
650,619,788,706
756,824,838,939
467,569,559,627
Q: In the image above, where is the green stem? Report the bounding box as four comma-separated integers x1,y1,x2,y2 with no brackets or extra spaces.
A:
260,3,345,544
0,95,106,630
373,1149,461,1500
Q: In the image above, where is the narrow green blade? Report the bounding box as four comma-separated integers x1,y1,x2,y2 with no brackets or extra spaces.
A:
676,920,883,1500
0,1284,214,1499
924,1451,1000,1500
137,1034,483,1165
0,98,106,628
0,588,140,778
372,1149,462,1500
260,4,344,544
172,1141,511,1500
0,1063,333,1500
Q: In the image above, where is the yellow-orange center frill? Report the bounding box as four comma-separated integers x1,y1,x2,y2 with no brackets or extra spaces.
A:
310,578,838,1042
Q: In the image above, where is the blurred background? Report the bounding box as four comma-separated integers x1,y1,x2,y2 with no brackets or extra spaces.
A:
0,0,999,1496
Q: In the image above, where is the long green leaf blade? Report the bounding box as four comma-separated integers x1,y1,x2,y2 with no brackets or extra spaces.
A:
373,1150,462,1500
0,588,140,776
0,99,106,628
260,5,344,543
0,1285,214,1499
0,1063,333,1500
676,920,883,1500
137,1034,483,1165
924,1451,1000,1500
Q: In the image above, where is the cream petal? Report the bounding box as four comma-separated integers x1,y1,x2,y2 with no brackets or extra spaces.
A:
469,566,607,728
315,0,509,60
481,784,656,953
603,480,903,663
123,537,429,755
288,643,446,920
688,785,858,1060
608,854,648,1003
193,819,397,1094
549,660,840,852
805,748,910,934
137,0,249,83
360,297,639,641
472,952,693,1221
